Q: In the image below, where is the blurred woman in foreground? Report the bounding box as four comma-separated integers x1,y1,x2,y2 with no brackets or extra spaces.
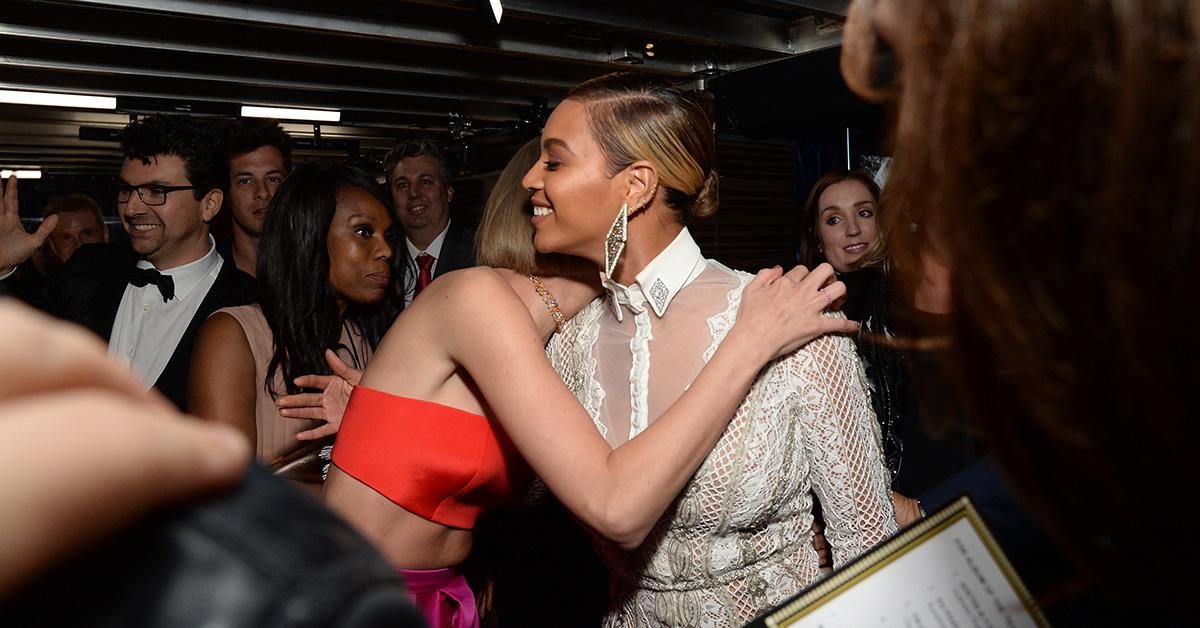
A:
842,0,1199,615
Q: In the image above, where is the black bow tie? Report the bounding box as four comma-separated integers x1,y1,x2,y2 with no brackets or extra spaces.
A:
128,267,176,302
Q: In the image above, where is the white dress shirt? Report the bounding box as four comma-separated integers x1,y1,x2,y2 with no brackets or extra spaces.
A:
403,220,451,305
108,237,223,389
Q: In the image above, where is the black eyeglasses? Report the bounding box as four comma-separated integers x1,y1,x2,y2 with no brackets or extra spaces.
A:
116,182,198,206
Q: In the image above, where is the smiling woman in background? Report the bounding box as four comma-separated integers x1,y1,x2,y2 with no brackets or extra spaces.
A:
799,169,881,274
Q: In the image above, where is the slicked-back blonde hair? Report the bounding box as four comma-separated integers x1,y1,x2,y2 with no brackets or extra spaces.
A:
566,72,719,221
476,138,595,280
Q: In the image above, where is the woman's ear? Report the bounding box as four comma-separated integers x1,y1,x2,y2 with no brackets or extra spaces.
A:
624,161,659,214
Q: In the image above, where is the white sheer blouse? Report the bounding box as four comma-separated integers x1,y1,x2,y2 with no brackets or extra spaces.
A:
547,229,896,627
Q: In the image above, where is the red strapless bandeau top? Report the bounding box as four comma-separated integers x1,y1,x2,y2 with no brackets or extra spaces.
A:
332,386,530,529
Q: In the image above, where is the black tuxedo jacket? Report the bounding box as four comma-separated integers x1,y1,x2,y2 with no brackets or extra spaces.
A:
41,243,256,410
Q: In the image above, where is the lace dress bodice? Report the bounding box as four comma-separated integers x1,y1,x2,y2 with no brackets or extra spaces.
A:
548,255,896,627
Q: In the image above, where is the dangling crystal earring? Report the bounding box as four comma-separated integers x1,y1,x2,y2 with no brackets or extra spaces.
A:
604,202,629,279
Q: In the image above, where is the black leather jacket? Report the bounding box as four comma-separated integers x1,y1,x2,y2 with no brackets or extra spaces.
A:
2,465,424,628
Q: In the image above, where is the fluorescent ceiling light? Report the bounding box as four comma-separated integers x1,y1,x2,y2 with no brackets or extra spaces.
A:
1,170,42,179
0,89,115,110
489,0,503,23
241,105,340,122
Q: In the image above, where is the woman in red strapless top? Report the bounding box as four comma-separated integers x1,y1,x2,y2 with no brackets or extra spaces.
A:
313,139,859,628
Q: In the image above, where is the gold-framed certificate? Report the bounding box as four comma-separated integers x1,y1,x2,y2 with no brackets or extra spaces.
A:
749,496,1049,627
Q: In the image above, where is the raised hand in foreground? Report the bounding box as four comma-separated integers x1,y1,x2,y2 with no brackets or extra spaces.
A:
0,176,58,275
0,301,249,598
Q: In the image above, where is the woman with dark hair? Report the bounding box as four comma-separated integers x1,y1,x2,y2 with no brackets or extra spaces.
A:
799,169,882,273
189,161,403,491
841,0,1199,618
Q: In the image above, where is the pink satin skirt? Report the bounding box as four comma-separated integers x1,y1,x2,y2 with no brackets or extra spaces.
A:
396,566,478,628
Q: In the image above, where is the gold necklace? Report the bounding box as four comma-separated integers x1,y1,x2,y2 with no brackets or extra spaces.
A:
529,274,565,334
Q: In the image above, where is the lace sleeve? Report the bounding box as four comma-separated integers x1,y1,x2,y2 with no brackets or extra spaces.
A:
545,297,606,437
792,321,897,566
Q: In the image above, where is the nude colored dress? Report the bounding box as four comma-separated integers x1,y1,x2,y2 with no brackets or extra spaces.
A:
215,304,372,464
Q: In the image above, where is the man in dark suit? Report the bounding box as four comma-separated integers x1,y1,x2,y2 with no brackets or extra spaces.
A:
382,139,475,305
0,115,254,410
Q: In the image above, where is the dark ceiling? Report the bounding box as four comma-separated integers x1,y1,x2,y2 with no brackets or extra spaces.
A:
0,0,850,178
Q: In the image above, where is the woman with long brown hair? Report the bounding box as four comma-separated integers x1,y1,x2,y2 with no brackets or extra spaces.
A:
842,0,1199,616
799,169,882,273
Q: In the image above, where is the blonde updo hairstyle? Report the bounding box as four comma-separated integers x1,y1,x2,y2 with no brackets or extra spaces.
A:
565,72,719,221
476,138,596,281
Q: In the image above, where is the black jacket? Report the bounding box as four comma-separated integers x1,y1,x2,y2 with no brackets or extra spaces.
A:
398,218,472,282
400,220,476,297
1,465,423,628
432,219,477,279
40,242,256,410
0,260,46,305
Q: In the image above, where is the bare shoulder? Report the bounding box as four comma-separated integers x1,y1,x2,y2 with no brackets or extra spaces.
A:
192,311,255,374
427,268,540,354
422,267,525,313
433,266,511,291
197,310,249,346
189,309,255,413
188,312,257,427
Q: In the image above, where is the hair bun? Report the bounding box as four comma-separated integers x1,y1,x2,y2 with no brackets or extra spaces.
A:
690,169,720,219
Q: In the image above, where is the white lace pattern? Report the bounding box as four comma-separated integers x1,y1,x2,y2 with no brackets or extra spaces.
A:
547,260,896,627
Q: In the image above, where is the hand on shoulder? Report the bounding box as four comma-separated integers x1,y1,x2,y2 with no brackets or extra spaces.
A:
731,263,860,361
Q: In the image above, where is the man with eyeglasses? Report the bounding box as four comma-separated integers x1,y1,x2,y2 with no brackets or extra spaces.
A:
0,115,254,410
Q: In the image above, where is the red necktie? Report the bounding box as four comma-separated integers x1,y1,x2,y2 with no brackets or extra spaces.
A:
414,252,435,299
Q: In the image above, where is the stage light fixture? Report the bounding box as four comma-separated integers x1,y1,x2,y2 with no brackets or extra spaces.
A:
1,169,42,179
241,105,340,122
0,89,115,110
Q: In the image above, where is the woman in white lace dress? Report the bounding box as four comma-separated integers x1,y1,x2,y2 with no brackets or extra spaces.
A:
526,73,898,626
